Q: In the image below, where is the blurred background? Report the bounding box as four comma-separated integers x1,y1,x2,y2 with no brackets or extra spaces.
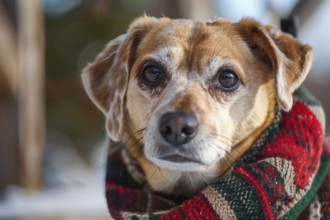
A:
0,0,329,219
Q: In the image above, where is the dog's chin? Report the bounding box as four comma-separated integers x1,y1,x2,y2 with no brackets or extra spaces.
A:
145,149,224,172
149,156,208,172
144,135,227,172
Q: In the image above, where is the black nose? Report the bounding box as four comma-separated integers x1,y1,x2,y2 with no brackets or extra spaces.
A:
159,112,198,145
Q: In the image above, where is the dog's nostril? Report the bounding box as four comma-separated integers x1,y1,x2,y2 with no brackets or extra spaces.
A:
182,126,195,136
159,112,198,145
160,125,172,135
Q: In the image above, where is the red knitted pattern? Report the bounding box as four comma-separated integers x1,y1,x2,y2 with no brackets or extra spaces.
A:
261,102,323,189
160,194,219,220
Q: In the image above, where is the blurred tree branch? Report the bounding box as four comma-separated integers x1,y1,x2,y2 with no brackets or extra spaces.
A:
18,0,45,190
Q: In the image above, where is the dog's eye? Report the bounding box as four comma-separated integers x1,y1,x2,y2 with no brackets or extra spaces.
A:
140,64,163,86
217,69,239,91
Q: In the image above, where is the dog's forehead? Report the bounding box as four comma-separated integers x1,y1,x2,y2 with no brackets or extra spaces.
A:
136,19,249,74
149,19,234,44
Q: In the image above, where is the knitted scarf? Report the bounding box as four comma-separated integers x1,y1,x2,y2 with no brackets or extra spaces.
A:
105,86,330,220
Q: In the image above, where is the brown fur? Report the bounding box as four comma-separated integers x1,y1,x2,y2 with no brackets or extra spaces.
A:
82,16,313,197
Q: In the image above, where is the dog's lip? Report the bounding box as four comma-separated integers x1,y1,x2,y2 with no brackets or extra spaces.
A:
158,154,203,164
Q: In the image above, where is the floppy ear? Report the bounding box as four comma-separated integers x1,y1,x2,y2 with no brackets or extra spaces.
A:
81,16,160,141
236,19,313,111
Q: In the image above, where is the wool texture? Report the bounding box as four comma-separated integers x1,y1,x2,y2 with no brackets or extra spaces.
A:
105,86,330,220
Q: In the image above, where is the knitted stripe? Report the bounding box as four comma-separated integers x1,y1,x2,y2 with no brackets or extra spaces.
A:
210,174,266,220
203,187,237,220
234,167,277,219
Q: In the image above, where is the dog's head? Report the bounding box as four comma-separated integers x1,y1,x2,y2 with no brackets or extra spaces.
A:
82,16,312,194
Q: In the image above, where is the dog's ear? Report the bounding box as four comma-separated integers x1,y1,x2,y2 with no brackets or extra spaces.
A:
81,16,161,141
236,19,313,111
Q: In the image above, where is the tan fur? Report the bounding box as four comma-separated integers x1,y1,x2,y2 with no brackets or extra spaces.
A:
82,16,313,197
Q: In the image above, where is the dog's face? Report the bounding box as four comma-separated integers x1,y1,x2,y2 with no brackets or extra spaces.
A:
82,17,312,196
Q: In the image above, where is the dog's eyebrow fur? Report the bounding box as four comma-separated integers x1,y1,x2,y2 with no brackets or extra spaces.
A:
182,23,211,72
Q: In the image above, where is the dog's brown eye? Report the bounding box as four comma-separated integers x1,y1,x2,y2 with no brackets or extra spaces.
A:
217,70,239,91
140,64,163,86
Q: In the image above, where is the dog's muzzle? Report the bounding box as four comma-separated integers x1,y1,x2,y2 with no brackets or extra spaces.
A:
144,111,224,171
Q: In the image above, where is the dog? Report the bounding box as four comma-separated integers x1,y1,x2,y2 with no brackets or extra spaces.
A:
81,16,312,198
